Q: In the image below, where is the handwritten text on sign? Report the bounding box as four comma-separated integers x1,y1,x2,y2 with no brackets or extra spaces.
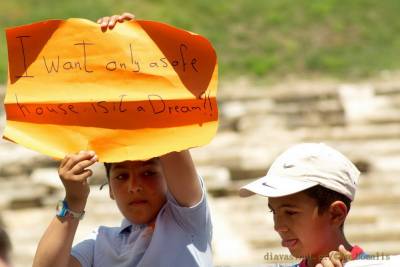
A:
4,19,218,162
16,40,198,77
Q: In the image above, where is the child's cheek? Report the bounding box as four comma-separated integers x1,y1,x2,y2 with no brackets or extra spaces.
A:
144,179,165,194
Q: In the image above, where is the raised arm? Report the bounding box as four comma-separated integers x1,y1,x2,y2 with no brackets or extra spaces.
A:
160,150,202,207
95,13,203,207
32,151,97,267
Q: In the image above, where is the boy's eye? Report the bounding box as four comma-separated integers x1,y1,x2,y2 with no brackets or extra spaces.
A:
142,170,157,177
285,210,298,216
113,173,129,180
268,208,275,214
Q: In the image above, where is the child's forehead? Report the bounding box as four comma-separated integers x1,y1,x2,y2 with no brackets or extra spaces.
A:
110,158,160,170
268,191,316,208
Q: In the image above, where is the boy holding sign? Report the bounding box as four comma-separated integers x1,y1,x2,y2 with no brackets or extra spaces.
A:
32,14,213,267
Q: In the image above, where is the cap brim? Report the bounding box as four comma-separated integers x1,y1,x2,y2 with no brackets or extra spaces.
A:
239,175,318,198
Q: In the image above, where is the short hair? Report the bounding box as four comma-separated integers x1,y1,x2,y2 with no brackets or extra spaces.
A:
104,158,160,180
0,219,11,263
104,162,112,179
303,185,352,215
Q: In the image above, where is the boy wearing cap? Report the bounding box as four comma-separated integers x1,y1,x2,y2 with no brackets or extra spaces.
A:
240,143,366,267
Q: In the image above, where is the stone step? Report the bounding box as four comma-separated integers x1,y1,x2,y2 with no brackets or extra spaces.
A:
346,226,400,243
273,91,338,104
369,156,400,173
221,90,400,131
347,204,400,217
283,112,345,128
328,142,400,164
237,114,293,133
376,94,400,108
218,79,337,102
358,173,400,188
0,179,49,209
220,99,274,119
357,188,400,204
220,90,399,122
301,124,400,142
193,147,243,171
0,141,55,177
274,100,343,116
357,241,400,256
366,108,400,124
375,85,400,96
197,166,232,192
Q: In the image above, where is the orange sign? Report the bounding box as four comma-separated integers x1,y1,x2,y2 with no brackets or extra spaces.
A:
3,19,218,162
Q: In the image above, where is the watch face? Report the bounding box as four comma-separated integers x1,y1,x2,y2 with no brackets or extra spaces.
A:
55,200,83,219
56,200,66,216
56,200,63,211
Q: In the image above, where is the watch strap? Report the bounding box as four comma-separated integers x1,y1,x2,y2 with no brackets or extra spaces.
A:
57,200,85,220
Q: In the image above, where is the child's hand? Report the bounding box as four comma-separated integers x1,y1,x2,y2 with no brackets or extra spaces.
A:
97,12,135,31
316,245,352,267
58,151,98,212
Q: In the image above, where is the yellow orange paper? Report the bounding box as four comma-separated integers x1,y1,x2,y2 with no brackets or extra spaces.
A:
3,19,218,162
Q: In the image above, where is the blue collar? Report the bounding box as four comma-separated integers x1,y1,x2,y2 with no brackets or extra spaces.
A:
119,218,146,235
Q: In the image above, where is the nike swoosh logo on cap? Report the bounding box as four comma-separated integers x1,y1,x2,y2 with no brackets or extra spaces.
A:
262,182,276,189
283,163,295,168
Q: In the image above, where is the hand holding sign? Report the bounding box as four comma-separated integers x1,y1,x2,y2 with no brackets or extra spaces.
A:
3,16,218,162
97,12,136,31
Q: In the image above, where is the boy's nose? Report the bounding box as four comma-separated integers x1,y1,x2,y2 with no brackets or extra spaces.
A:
128,176,143,193
273,216,289,233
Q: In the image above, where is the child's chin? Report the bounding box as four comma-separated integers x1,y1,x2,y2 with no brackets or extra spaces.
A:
287,247,304,259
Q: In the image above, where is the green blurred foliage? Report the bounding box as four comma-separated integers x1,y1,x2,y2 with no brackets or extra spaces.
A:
1,0,400,83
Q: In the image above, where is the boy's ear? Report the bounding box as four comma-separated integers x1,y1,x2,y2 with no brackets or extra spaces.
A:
329,201,348,227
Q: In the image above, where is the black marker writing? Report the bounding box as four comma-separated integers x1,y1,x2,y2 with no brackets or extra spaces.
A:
16,36,34,78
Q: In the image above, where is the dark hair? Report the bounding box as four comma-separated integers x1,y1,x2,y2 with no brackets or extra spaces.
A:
303,185,351,215
98,163,112,190
0,219,11,263
104,162,112,179
104,158,160,180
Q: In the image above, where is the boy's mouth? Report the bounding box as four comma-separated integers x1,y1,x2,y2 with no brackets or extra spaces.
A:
129,199,148,205
281,239,298,248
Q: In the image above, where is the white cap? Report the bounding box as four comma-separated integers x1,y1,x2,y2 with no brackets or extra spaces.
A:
239,143,360,201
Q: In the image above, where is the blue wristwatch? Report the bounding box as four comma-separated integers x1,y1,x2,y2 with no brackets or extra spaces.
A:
56,200,85,220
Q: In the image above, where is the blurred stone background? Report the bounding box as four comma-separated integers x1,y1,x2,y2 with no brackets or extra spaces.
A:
2,1,400,266
1,75,399,266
